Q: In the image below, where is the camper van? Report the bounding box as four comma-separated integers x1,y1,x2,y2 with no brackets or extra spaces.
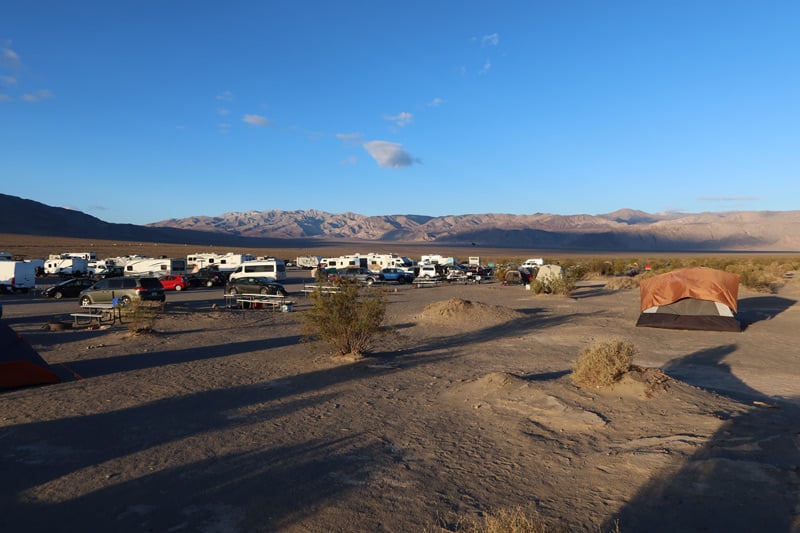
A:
229,258,286,281
0,261,36,293
124,258,188,277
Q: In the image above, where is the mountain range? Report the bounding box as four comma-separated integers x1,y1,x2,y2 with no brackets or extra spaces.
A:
2,194,799,252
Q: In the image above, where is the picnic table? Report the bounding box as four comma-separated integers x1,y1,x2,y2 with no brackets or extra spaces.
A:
225,292,294,311
71,302,123,326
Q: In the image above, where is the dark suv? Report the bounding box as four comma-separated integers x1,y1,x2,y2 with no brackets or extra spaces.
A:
78,277,166,306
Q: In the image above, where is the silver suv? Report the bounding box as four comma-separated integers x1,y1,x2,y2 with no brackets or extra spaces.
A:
78,277,166,306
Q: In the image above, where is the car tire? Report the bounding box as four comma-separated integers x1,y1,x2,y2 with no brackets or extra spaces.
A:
206,280,214,287
260,287,269,295
80,296,92,307
118,296,132,306
54,291,63,299
174,285,182,291
366,278,374,286
229,287,239,295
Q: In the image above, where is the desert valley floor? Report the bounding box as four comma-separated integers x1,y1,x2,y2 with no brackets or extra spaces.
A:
1,270,799,532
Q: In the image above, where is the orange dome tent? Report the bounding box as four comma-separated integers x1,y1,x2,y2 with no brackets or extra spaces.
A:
636,267,741,332
0,322,60,390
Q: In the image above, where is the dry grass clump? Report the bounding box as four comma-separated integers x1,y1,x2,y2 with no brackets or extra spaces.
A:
441,507,569,533
571,339,636,388
604,276,640,290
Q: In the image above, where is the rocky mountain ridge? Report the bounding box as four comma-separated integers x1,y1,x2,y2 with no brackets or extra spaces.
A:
1,194,798,252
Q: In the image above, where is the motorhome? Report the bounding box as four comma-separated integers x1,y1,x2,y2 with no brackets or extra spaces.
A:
186,252,257,272
0,261,36,292
229,258,287,281
124,257,188,277
44,254,89,276
64,252,97,261
365,253,415,272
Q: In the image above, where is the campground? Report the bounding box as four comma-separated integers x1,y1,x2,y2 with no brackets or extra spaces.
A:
1,269,799,532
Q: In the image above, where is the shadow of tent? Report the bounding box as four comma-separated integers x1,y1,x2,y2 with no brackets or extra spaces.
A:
736,295,797,328
606,346,800,532
0,321,60,390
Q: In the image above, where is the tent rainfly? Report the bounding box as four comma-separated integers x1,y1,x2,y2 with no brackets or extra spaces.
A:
636,267,741,332
0,322,61,390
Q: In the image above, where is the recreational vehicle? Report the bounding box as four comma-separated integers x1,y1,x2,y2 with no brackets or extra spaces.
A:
295,255,322,269
124,258,188,277
365,253,415,272
229,258,286,281
186,252,257,272
44,255,89,276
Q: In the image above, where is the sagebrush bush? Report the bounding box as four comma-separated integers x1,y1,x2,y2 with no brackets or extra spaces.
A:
571,339,636,388
125,301,163,335
302,279,387,358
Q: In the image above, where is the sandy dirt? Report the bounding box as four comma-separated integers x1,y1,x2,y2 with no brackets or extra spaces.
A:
1,273,799,532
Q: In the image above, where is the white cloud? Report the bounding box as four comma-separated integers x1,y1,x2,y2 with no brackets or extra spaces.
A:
216,90,235,102
479,60,492,75
363,140,417,168
482,33,499,47
21,89,53,102
427,97,444,108
1,47,21,68
0,75,17,86
243,114,269,127
384,112,413,127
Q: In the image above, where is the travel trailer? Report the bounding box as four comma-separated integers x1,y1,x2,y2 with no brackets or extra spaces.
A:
229,258,287,281
124,257,188,277
365,253,415,272
295,255,322,269
44,254,89,276
320,255,368,270
420,254,456,266
186,252,257,272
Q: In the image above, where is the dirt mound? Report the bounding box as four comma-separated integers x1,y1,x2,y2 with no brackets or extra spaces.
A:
417,298,523,327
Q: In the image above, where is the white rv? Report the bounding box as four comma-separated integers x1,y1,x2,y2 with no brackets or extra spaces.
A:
229,258,286,281
45,255,89,276
0,261,36,292
365,253,415,272
186,252,257,272
124,258,188,277
420,254,456,266
65,252,97,261
295,255,322,269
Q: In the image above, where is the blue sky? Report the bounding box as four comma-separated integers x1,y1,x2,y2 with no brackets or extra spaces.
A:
2,1,798,225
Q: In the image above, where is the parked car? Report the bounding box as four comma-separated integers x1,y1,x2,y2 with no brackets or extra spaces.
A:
225,277,288,296
380,267,414,283
187,267,228,288
78,276,166,307
43,277,96,299
93,266,125,280
159,274,190,291
328,267,383,285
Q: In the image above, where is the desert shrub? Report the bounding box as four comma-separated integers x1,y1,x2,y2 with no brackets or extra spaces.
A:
302,279,387,358
604,276,639,290
571,338,636,388
125,301,163,335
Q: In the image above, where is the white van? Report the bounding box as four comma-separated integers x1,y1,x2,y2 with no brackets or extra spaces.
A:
229,258,286,281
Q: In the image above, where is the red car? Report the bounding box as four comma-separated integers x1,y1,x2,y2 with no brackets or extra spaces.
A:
158,274,190,291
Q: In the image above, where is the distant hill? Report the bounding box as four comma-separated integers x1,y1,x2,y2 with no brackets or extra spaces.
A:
2,193,799,252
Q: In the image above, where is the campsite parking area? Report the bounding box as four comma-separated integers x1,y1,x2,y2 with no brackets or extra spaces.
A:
1,269,799,532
